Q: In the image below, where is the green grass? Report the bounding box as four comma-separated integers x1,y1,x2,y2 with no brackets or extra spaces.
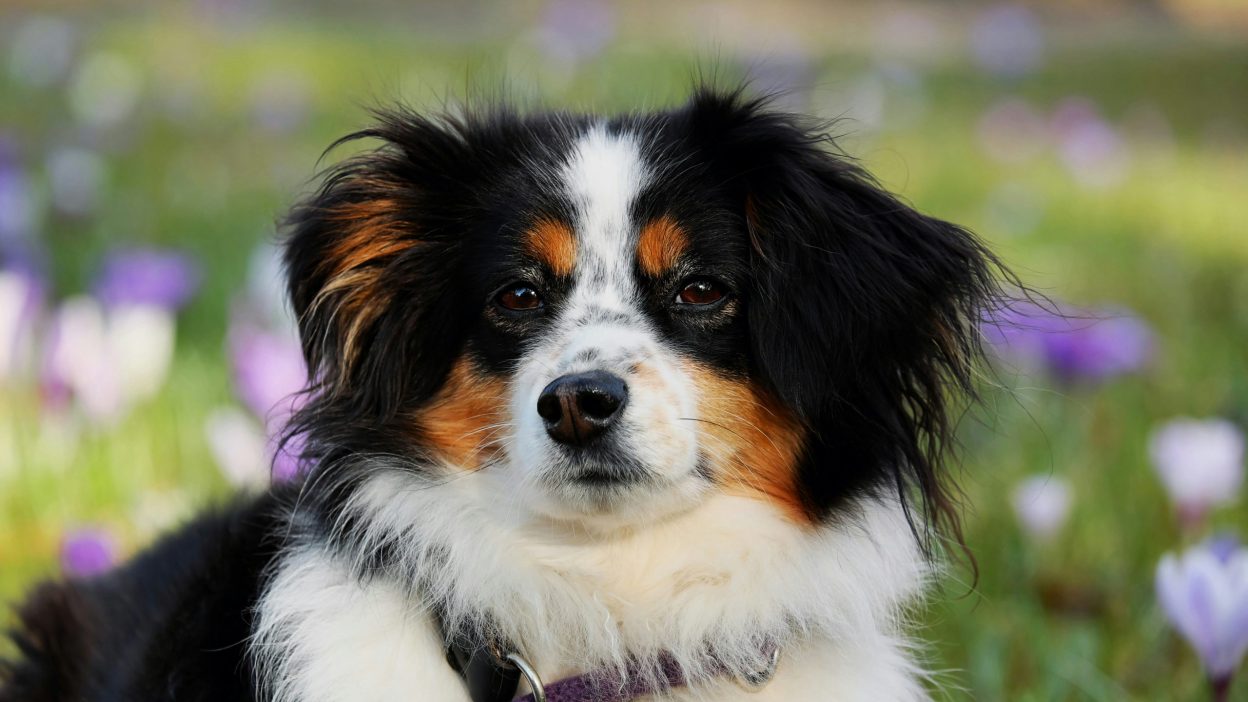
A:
2,12,1247,700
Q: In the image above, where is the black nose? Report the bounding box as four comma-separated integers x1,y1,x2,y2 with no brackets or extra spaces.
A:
536,371,628,446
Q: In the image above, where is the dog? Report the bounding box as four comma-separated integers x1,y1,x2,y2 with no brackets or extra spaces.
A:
1,88,1006,701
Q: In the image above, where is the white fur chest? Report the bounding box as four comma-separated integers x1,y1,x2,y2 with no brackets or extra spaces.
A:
251,480,932,702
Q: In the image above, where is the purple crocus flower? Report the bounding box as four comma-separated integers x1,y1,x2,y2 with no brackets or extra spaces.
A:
93,248,201,311
271,430,306,482
1157,539,1248,699
213,287,310,486
982,301,1153,384
1042,310,1152,381
60,528,117,577
229,320,308,427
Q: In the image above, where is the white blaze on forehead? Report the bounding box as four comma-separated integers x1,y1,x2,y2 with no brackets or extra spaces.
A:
562,126,647,312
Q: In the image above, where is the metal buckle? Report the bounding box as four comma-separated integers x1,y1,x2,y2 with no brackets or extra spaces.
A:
734,645,782,692
504,651,546,702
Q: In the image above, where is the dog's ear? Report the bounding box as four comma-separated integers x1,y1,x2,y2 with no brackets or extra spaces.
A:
283,110,479,420
684,89,1005,546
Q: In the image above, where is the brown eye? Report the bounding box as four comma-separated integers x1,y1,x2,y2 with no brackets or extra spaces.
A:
675,278,727,306
496,284,543,311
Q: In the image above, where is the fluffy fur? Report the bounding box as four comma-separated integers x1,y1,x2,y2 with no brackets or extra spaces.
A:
2,88,1008,701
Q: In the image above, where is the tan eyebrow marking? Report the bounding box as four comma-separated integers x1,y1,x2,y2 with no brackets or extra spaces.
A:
523,219,578,277
637,215,689,277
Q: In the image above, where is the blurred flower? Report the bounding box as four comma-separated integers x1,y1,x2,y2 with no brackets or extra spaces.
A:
1011,475,1071,539
1210,534,1242,564
108,304,176,402
1150,418,1245,524
0,154,41,247
8,16,76,88
534,0,616,63
205,407,270,488
68,52,143,131
46,147,106,217
43,297,124,422
1051,98,1130,188
970,4,1044,78
249,70,311,134
272,430,305,482
214,304,309,485
982,302,1154,384
93,248,200,311
60,528,116,577
0,266,45,382
213,240,309,485
42,296,176,423
1156,539,1248,695
1043,311,1152,381
976,97,1046,164
229,319,307,427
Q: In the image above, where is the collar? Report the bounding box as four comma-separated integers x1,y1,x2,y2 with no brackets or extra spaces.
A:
439,615,781,702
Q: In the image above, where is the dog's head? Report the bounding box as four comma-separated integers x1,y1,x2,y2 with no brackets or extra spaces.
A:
283,89,1002,542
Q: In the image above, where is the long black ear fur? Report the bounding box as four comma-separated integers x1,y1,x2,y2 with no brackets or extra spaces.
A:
683,88,1009,553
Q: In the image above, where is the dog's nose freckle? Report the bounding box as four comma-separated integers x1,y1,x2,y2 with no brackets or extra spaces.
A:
537,371,628,446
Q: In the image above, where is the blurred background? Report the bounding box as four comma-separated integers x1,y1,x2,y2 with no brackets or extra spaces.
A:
1,0,1246,699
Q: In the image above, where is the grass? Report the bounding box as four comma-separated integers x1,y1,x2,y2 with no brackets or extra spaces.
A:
2,11,1246,700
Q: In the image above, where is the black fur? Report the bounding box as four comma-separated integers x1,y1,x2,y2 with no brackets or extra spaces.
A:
2,490,288,701
2,88,1009,699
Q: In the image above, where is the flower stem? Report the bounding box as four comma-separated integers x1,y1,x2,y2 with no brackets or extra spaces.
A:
1211,675,1230,702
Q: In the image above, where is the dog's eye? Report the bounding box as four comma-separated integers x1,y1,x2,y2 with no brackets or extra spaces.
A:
675,278,727,306
495,284,544,311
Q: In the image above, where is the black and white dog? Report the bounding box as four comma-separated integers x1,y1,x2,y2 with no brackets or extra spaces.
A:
2,89,1006,701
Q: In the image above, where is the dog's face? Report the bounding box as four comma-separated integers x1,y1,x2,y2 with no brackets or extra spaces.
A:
499,128,783,526
284,91,1000,537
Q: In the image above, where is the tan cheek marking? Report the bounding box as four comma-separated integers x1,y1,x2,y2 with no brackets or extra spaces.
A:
686,363,810,525
524,219,578,277
415,357,509,470
637,216,689,277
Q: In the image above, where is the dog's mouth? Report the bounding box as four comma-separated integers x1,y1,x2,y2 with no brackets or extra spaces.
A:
569,466,642,488
553,448,654,490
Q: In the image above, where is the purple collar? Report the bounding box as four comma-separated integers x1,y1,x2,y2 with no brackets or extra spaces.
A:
509,645,781,702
